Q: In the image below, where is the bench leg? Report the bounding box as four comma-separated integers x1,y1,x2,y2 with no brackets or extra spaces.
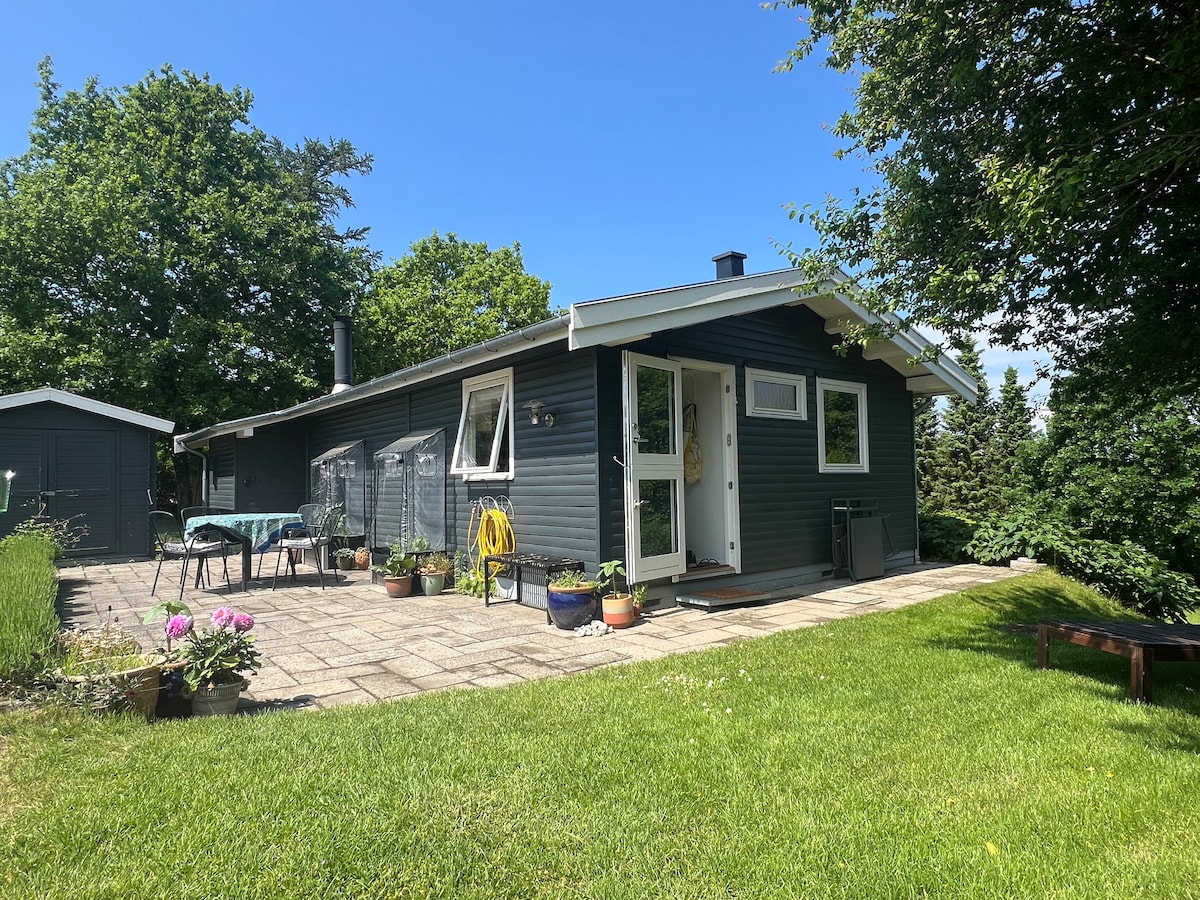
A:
1130,646,1153,703
1037,624,1051,669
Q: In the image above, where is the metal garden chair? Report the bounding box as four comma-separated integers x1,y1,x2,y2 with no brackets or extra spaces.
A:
271,504,343,590
149,510,232,602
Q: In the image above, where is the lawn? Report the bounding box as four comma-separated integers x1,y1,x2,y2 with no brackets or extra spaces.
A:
2,570,1199,899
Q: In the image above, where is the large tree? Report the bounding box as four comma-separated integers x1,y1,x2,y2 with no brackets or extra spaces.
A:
775,1,1200,393
0,61,374,504
355,231,553,379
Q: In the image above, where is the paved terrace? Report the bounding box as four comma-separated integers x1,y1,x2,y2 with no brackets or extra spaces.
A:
57,559,1019,712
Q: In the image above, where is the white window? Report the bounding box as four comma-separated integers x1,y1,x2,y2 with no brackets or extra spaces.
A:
817,378,869,473
450,368,514,478
746,368,807,420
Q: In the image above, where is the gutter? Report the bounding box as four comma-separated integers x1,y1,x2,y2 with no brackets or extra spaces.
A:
174,316,569,452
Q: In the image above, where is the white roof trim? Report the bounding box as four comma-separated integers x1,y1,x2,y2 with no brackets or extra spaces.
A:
0,388,174,433
570,268,977,401
176,266,977,453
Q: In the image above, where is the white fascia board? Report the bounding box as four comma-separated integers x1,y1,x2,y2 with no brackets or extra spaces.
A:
569,269,828,350
0,388,174,433
567,267,977,401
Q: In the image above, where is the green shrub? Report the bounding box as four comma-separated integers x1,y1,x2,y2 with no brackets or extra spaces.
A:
968,510,1200,622
918,512,978,562
0,532,61,682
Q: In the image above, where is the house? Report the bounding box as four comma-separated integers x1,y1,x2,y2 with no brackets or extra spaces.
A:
173,254,974,602
0,388,174,557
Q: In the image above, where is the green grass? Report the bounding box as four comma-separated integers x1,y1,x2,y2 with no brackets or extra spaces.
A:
0,533,60,682
2,571,1199,899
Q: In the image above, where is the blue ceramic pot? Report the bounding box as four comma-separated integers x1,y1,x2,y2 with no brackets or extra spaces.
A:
546,585,597,630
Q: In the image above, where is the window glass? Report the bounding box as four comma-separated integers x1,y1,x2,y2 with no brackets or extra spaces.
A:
817,378,869,473
746,368,806,419
451,370,513,477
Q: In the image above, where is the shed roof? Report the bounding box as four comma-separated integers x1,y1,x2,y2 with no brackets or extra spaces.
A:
175,267,975,452
0,388,174,433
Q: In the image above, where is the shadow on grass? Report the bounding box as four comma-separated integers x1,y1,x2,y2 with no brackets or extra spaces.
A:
923,576,1200,716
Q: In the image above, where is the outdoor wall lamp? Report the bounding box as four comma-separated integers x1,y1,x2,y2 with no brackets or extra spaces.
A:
525,401,555,428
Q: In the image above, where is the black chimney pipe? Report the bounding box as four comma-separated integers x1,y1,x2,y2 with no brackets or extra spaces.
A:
332,315,353,394
712,251,747,280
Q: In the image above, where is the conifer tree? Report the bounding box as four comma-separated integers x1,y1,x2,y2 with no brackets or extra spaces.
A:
929,347,999,518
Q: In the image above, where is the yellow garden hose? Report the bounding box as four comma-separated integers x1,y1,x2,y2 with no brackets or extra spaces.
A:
467,498,516,579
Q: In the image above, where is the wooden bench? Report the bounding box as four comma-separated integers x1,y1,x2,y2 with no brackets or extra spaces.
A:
1037,621,1200,703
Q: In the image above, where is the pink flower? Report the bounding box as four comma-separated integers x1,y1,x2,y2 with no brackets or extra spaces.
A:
231,612,255,633
211,607,236,628
165,614,193,640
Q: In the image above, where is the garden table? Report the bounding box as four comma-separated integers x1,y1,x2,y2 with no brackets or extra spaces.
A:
1037,620,1200,704
185,512,304,591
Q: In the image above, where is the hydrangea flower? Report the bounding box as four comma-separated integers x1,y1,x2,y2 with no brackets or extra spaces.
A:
211,607,236,628
231,612,255,633
165,614,194,640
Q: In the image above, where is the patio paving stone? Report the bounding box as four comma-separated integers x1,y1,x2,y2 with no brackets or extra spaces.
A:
54,558,1020,711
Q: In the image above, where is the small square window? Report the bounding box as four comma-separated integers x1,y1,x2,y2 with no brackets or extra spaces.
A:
450,369,514,479
746,368,807,420
817,378,869,473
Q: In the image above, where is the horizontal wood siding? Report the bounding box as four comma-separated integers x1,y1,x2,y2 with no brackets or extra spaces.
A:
208,436,237,510
613,305,917,575
235,422,309,513
0,403,160,556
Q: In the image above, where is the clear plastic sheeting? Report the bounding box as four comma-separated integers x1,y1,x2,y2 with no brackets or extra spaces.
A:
373,430,446,552
310,441,366,537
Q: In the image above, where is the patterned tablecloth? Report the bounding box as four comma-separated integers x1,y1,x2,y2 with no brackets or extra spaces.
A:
185,513,306,554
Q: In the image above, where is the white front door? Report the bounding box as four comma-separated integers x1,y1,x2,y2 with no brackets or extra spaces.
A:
622,351,687,582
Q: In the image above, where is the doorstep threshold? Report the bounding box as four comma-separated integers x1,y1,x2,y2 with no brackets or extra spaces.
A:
672,564,736,583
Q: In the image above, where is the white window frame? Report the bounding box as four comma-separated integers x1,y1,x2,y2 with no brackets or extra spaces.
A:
816,377,869,474
450,368,514,479
746,367,807,420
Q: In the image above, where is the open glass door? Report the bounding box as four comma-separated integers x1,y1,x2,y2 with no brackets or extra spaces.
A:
623,352,686,582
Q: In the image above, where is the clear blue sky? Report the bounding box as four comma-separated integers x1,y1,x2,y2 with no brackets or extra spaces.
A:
2,0,1042,400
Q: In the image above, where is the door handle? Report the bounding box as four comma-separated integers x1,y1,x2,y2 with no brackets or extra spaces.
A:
39,490,56,497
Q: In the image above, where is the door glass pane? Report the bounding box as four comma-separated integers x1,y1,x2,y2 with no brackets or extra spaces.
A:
635,365,675,455
637,479,677,558
823,389,861,465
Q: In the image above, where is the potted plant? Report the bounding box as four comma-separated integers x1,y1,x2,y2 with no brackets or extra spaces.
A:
354,546,371,569
417,552,453,595
56,631,165,721
546,569,598,630
371,542,417,597
598,559,636,629
631,583,648,618
332,547,357,570
143,599,194,718
171,606,262,716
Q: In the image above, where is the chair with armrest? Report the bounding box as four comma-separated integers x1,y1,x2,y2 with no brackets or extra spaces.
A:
149,510,231,602
271,504,343,590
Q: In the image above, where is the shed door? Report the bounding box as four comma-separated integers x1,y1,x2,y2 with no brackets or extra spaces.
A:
622,352,686,582
52,430,117,555
0,428,117,554
0,430,44,538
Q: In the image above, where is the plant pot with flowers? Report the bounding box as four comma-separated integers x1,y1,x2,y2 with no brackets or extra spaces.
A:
370,541,417,597
546,570,598,630
598,559,636,629
417,552,453,595
168,606,262,716
332,548,357,570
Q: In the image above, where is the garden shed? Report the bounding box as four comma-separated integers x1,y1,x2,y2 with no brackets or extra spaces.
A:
175,255,975,602
0,388,174,557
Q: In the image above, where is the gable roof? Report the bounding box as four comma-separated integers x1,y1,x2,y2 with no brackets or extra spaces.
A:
0,388,174,433
174,267,975,452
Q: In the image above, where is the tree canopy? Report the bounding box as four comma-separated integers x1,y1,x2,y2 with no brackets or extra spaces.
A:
775,0,1200,393
0,60,374,434
355,231,553,379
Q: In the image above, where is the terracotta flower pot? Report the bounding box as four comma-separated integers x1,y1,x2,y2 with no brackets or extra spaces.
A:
602,592,635,628
383,574,414,597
